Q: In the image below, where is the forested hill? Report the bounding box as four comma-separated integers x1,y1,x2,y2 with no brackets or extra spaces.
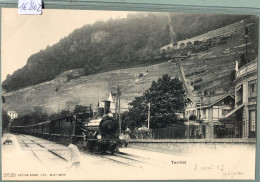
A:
3,13,250,92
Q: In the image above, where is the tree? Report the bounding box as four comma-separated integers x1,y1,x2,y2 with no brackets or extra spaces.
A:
60,110,72,118
49,112,61,120
74,105,88,114
30,106,49,124
2,110,10,131
124,74,186,129
66,98,80,111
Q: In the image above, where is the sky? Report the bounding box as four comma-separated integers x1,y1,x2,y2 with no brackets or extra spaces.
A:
1,8,133,81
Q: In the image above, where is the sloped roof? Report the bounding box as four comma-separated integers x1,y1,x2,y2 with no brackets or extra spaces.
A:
202,94,234,107
220,104,244,120
188,93,235,108
107,92,114,102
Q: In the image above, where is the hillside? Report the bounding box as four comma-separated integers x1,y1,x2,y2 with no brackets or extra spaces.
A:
181,17,258,96
3,62,180,115
2,16,258,117
2,13,250,92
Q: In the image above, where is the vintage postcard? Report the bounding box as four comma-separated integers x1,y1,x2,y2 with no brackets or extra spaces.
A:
1,8,258,180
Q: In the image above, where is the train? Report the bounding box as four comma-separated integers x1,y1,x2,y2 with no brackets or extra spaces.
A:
9,104,126,154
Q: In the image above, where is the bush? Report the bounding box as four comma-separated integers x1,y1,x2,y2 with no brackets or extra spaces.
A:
194,85,201,90
194,78,203,84
204,90,208,96
185,70,205,77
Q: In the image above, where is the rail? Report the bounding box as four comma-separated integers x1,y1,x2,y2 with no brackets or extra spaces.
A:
174,58,191,94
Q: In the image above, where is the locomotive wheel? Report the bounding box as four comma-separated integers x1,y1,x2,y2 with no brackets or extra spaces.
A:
93,144,104,154
77,140,84,150
110,146,118,155
111,148,115,155
86,141,95,152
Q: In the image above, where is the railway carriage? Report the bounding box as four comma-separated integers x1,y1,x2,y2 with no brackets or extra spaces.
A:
31,124,38,136
50,117,64,139
28,125,34,135
9,100,126,154
37,122,43,136
42,120,51,138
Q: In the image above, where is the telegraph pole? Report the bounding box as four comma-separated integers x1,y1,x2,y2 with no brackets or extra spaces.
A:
148,102,151,129
245,27,249,64
118,92,121,133
115,73,121,133
115,90,118,120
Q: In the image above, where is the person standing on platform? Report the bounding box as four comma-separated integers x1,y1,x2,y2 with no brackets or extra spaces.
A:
67,137,81,170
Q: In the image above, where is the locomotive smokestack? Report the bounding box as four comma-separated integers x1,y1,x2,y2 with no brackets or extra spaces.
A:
103,100,111,115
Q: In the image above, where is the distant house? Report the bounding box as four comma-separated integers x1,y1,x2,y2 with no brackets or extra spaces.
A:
186,94,235,124
7,110,19,119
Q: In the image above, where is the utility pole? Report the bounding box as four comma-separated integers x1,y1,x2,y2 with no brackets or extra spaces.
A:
115,73,121,133
118,88,121,133
187,111,190,139
148,102,151,129
200,97,202,120
115,91,118,120
115,74,119,120
245,27,249,64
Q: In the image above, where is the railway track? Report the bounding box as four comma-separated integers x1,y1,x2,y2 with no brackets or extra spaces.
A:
17,135,68,169
98,150,151,168
17,135,87,173
17,134,146,169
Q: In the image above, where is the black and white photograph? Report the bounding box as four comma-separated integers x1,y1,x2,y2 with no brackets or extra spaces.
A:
1,8,258,180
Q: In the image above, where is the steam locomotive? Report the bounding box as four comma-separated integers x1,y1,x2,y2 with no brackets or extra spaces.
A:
9,101,125,154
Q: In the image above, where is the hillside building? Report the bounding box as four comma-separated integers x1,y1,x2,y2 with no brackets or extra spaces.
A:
7,110,18,119
186,94,235,124
107,91,129,114
93,92,129,117
222,58,257,138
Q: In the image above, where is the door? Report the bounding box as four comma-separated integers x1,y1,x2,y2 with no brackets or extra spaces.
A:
249,110,256,138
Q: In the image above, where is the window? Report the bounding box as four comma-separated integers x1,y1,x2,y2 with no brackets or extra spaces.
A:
249,110,256,132
249,80,257,99
222,109,229,116
203,109,206,115
236,85,243,105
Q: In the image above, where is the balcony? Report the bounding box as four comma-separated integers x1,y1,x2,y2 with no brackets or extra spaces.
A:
236,60,257,79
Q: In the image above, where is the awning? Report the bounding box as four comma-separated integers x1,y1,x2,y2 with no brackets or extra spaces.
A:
222,104,244,119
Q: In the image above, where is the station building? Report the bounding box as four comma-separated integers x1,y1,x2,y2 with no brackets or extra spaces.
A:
224,59,257,138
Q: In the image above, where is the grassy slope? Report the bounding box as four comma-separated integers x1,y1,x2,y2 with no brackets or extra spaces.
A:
3,62,179,115
3,18,258,116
